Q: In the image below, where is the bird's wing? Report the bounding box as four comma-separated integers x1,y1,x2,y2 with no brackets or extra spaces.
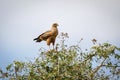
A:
39,30,53,40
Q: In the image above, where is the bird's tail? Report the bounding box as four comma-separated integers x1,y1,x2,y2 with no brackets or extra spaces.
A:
33,38,38,41
33,38,42,42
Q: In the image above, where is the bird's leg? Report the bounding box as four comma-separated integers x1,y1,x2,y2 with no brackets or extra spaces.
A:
52,42,55,50
53,45,54,50
49,45,51,51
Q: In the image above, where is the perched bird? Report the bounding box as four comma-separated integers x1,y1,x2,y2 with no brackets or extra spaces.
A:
34,23,59,49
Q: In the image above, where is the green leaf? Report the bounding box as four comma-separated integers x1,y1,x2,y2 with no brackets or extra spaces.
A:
6,64,12,71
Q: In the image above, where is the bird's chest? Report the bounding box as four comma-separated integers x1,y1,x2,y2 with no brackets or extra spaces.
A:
52,30,58,36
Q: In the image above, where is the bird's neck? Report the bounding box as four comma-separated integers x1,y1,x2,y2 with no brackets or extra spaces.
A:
51,27,58,32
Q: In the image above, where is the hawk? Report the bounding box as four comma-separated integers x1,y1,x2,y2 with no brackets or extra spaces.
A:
33,23,59,49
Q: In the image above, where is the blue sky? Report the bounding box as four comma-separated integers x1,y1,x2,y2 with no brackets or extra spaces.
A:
0,0,120,70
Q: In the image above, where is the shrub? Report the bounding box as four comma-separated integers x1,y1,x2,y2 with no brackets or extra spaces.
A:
0,33,120,80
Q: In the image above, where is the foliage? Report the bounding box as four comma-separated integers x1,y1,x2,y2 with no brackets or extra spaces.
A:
0,32,120,80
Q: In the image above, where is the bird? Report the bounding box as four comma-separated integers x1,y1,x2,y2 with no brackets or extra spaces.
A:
33,23,59,49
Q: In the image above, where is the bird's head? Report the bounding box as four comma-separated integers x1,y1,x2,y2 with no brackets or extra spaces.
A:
52,23,59,27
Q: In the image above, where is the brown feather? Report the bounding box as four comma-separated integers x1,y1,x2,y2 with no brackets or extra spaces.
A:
34,23,59,47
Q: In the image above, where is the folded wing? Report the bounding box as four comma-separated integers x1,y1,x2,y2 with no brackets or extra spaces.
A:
34,31,53,42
